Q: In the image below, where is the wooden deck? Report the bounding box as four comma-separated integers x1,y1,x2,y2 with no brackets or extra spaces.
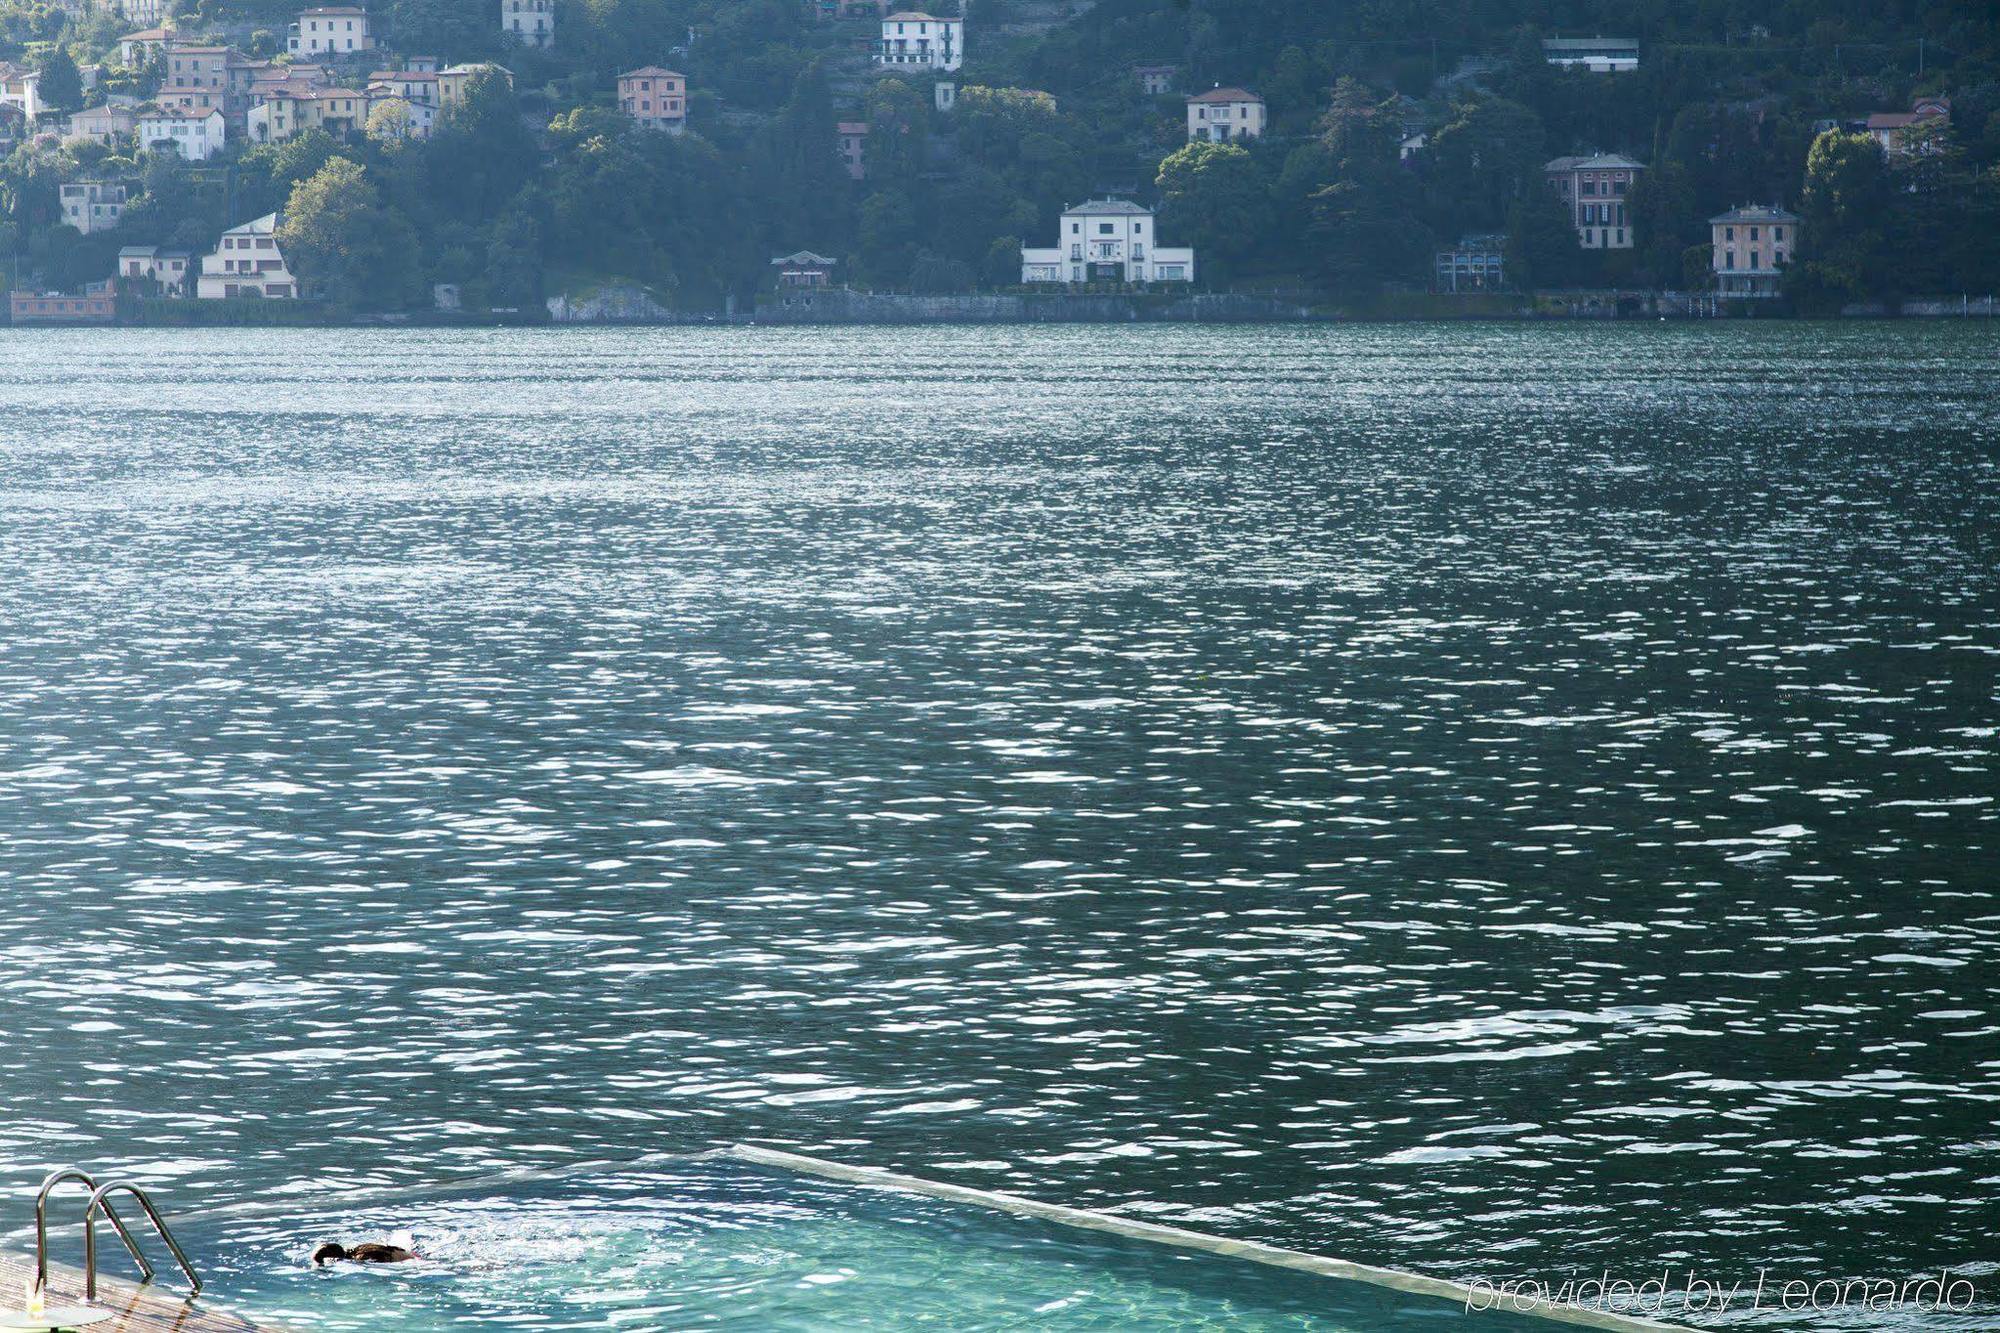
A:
0,1251,277,1333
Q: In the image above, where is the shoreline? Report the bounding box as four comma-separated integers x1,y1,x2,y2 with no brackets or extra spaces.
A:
9,289,1998,329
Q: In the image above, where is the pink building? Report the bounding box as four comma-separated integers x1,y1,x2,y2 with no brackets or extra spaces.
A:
618,66,685,132
1544,152,1645,249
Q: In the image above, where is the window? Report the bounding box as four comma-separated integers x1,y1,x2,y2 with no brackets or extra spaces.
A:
1749,226,1759,241
1774,226,1785,241
1725,252,1735,270
1750,251,1760,269
1098,223,1113,235
1725,226,1735,241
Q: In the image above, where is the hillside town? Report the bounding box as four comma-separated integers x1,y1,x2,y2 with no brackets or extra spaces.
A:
0,0,1994,322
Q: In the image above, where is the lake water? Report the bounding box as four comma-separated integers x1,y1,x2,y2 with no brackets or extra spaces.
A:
0,324,1995,1329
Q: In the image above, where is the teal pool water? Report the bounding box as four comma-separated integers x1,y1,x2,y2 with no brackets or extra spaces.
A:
165,1160,1554,1331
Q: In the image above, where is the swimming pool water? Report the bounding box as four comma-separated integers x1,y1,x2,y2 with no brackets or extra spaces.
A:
159,1159,1558,1331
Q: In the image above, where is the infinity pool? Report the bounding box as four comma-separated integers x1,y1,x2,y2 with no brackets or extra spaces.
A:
147,1158,1561,1331
113,1152,1560,1328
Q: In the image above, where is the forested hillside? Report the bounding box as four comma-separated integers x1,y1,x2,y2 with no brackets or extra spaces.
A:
3,0,1997,311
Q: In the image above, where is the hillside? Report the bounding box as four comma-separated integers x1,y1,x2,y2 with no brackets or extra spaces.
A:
2,0,1997,312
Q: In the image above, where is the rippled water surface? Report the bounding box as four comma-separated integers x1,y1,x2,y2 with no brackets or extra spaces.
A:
1,325,1996,1328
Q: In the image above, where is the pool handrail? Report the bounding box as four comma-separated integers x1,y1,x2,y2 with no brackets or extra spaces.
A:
81,1179,202,1300
34,1167,152,1291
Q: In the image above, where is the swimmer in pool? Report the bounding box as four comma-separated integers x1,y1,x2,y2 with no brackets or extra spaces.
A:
312,1232,420,1265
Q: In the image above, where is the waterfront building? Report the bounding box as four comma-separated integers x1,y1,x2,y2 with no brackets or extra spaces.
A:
618,67,686,132
288,6,375,57
10,290,115,323
1544,153,1644,249
501,0,553,47
1710,204,1797,297
437,62,510,110
1020,199,1194,285
877,12,962,73
139,108,225,159
115,0,169,23
197,212,299,299
1134,64,1176,95
117,244,194,294
837,121,868,180
1434,235,1506,292
1542,36,1639,72
64,102,139,146
61,181,127,235
771,252,839,290
1185,86,1264,141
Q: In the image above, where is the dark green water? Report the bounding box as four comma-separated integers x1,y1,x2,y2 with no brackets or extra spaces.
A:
0,324,1994,1328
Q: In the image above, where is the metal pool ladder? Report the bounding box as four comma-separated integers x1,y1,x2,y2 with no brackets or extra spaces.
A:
35,1167,203,1300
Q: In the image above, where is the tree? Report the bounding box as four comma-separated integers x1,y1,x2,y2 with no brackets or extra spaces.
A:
427,67,539,223
909,249,975,293
857,190,918,286
277,157,422,310
1505,187,1581,291
983,234,1022,288
1294,79,1426,293
1792,129,1889,307
1624,162,1698,288
37,47,84,118
1156,140,1271,283
864,79,929,186
1426,96,1545,233
484,194,544,309
366,98,414,142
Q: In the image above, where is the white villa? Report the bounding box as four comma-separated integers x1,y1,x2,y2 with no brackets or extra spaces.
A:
1020,199,1194,285
1185,86,1264,141
0,63,42,124
61,181,126,234
501,0,553,48
118,244,194,294
288,6,374,57
877,12,961,72
139,108,225,159
197,212,299,299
